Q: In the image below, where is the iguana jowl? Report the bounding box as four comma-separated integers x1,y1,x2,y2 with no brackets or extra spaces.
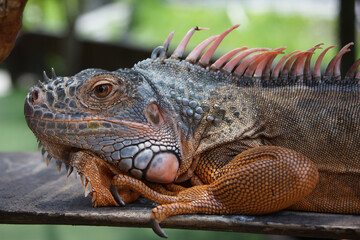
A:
24,25,360,237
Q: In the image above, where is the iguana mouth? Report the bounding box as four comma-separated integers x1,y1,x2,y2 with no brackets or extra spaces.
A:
27,116,181,181
25,88,182,183
36,138,78,173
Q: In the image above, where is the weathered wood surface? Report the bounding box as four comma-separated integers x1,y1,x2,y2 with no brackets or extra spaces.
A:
0,152,360,238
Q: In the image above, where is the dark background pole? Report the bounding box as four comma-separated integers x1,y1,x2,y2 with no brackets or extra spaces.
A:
339,0,356,75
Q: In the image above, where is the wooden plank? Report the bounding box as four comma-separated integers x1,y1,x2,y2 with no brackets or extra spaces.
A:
0,152,359,238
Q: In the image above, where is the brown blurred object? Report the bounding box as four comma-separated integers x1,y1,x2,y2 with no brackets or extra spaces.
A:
0,0,28,63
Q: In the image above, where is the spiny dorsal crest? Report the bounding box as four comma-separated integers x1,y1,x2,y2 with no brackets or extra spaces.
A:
151,25,360,85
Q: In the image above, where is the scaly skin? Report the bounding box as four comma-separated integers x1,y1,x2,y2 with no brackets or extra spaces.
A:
24,26,360,237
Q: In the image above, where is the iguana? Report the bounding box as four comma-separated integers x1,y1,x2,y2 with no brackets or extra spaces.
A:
24,25,360,238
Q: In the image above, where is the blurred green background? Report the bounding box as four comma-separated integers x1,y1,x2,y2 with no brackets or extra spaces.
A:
0,0,359,239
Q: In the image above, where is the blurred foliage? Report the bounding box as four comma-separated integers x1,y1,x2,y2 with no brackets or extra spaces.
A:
0,224,264,240
22,0,67,33
129,0,337,55
21,0,352,63
0,90,37,151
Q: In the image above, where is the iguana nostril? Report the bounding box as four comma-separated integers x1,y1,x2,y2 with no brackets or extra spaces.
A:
29,89,43,105
32,90,39,102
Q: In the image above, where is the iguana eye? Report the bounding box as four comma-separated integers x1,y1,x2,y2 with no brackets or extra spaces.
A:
94,84,112,98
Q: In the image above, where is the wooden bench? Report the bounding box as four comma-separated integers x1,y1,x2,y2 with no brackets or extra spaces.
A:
0,152,359,239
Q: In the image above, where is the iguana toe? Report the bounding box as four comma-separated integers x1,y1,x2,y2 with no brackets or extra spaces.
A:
110,184,125,206
151,218,168,238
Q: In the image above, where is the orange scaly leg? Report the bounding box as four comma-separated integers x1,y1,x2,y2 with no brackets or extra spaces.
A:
146,182,187,196
70,151,139,207
111,174,226,237
112,146,319,238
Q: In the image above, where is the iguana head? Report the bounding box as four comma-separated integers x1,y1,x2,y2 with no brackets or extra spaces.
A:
24,68,181,183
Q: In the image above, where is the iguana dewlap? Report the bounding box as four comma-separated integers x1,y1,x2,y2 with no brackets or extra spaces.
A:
24,25,360,238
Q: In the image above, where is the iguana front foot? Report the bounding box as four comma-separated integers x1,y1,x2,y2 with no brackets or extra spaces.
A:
112,146,319,238
70,151,139,207
111,174,228,238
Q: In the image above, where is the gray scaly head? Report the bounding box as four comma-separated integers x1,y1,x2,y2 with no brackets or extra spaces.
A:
24,67,182,183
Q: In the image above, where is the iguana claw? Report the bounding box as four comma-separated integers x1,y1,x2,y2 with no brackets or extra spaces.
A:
110,184,125,206
151,218,168,238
